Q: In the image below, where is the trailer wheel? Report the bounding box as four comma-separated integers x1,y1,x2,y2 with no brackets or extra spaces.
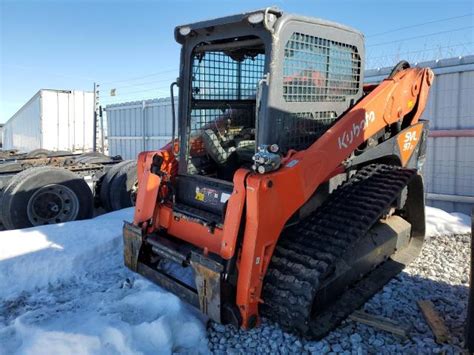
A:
109,161,138,211
26,149,51,158
99,160,134,212
1,166,93,229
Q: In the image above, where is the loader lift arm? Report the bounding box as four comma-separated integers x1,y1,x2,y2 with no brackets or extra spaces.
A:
235,66,433,327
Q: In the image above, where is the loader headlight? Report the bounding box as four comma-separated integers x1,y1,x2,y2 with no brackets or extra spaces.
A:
248,12,265,24
269,144,279,153
178,26,191,36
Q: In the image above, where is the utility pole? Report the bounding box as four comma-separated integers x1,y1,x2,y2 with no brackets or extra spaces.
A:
93,83,100,152
99,105,105,153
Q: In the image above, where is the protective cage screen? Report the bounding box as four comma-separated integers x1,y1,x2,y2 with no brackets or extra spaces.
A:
190,50,265,133
276,111,338,151
191,51,265,101
187,49,265,173
283,32,361,103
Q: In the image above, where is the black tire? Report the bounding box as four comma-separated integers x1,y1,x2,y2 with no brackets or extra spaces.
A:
1,166,93,230
0,161,22,173
388,60,410,79
48,150,72,157
99,160,134,212
109,161,138,211
26,149,51,158
75,152,112,164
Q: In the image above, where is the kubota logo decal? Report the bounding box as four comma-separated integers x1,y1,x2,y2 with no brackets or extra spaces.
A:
338,111,375,150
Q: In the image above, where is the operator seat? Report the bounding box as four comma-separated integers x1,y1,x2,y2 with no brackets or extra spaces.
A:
201,129,256,165
201,129,236,165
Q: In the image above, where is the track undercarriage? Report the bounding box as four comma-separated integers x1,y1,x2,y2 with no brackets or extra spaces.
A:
262,164,425,338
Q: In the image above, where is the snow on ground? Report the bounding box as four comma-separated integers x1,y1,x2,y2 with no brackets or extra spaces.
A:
425,206,471,238
0,209,208,355
0,206,471,354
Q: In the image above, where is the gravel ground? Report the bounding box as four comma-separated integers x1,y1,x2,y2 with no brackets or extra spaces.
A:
207,234,471,354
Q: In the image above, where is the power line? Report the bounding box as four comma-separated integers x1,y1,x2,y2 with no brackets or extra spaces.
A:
103,75,177,91
368,26,474,47
366,13,473,37
367,42,474,60
100,68,177,85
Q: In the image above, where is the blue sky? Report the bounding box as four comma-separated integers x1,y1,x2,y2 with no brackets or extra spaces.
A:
1,0,473,122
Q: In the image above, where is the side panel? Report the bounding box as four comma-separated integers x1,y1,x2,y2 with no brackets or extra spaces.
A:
72,90,94,152
41,90,59,150
2,92,41,152
41,90,94,152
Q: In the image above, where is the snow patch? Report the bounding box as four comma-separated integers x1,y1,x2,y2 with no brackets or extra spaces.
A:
0,208,134,298
425,206,471,237
0,208,208,354
4,281,208,354
0,204,471,354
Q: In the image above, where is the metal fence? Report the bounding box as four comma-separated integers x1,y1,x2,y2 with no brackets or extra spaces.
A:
106,55,474,214
105,98,175,160
366,55,474,214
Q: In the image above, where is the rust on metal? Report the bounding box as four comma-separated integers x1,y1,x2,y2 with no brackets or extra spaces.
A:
191,260,222,323
123,222,143,271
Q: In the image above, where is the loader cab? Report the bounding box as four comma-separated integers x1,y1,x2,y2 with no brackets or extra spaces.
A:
172,8,364,220
175,9,364,180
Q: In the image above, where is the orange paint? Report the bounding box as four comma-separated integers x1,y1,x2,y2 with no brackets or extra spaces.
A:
130,67,434,329
397,123,424,166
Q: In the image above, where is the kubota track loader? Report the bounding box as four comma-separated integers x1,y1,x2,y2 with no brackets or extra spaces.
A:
123,8,433,338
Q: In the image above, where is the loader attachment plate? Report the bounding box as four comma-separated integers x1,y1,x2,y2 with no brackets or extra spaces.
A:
123,221,224,323
123,222,143,271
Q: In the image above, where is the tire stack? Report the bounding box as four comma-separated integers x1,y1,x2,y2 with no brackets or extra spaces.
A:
99,160,138,212
0,152,138,230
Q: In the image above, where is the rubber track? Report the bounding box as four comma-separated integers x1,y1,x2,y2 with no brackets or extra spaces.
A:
261,164,416,337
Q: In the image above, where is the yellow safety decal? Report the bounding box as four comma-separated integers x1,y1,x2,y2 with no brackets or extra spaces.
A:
195,191,205,201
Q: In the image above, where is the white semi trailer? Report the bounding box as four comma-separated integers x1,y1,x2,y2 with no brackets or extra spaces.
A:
2,89,95,153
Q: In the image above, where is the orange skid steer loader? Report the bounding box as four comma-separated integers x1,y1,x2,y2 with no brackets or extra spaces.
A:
123,8,433,338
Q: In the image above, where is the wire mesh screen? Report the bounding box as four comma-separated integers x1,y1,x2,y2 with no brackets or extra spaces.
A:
276,111,337,151
192,52,265,100
283,32,361,102
187,106,256,174
189,107,255,133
